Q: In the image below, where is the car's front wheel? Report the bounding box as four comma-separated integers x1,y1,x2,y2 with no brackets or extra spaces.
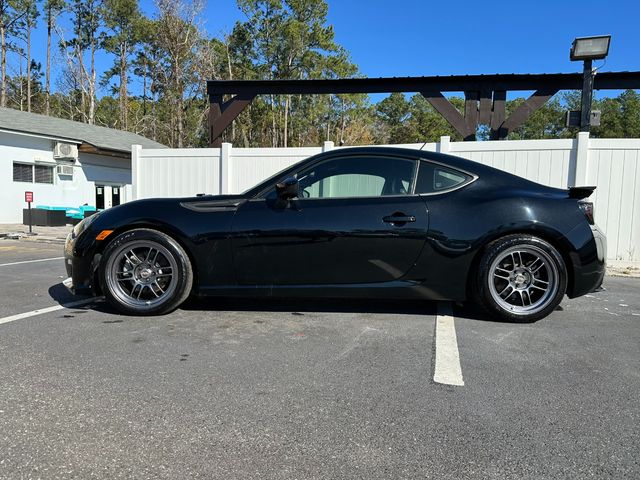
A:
473,234,567,322
100,229,193,316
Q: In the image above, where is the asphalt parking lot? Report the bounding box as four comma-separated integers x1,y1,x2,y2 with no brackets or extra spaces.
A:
0,239,638,479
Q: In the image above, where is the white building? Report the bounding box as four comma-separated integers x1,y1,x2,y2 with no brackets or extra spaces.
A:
0,107,164,223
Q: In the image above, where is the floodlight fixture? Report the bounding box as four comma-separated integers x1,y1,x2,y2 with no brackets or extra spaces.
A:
570,35,611,61
569,35,612,132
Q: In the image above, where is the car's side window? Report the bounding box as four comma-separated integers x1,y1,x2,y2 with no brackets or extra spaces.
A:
297,155,416,199
415,161,472,194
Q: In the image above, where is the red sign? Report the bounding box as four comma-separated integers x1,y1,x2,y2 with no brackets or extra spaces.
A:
25,191,33,203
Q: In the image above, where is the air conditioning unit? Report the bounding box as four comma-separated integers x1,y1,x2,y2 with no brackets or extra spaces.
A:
56,164,74,177
53,142,79,161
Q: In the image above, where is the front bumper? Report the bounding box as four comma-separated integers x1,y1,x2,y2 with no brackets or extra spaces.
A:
64,232,97,296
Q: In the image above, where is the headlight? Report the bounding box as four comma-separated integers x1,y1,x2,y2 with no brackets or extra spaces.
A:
73,211,101,237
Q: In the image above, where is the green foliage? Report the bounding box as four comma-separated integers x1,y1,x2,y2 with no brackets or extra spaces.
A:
101,0,144,129
224,0,364,147
407,95,464,142
67,0,103,52
505,96,572,140
374,93,465,143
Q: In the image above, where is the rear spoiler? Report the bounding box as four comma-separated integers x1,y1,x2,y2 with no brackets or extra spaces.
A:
568,186,596,200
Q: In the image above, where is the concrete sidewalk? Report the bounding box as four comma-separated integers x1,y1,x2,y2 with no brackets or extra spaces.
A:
0,223,71,244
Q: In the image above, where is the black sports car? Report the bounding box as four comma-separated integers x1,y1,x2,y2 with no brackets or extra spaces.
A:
64,147,606,322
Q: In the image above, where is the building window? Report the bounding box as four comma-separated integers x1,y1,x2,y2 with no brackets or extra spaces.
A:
12,163,54,184
13,163,33,183
34,165,54,184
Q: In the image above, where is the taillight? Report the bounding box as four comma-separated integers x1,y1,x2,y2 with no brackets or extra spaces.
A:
579,201,594,225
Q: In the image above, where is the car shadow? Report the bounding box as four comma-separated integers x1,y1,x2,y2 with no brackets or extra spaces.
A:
451,302,558,324
48,282,90,306
181,296,441,316
182,296,545,324
48,281,541,323
47,283,102,313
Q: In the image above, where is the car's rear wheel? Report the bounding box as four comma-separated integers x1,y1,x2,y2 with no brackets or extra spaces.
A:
473,235,567,322
100,229,193,316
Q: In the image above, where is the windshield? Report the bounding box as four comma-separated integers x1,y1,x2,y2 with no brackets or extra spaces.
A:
242,157,309,197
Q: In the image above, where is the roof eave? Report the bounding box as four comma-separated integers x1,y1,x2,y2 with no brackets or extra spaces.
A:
0,127,82,145
78,143,130,158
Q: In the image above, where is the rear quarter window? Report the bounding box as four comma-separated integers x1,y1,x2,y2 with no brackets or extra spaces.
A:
415,161,472,194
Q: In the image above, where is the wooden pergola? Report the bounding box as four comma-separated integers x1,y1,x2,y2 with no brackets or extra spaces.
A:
206,71,640,147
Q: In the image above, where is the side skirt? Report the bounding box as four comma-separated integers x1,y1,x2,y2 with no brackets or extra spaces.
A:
197,280,451,301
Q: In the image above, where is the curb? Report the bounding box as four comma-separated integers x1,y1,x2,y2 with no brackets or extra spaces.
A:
21,237,66,245
607,268,640,279
1,234,66,245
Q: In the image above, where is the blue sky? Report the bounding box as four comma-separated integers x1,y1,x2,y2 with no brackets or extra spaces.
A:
25,0,640,100
199,0,639,76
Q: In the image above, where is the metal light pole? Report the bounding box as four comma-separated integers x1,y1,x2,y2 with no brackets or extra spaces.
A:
580,59,594,132
569,35,611,133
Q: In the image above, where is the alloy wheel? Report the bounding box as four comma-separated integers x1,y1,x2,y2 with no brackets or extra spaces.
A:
488,245,559,316
105,240,179,309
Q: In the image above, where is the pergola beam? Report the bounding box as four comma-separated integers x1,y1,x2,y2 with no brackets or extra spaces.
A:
209,93,255,148
421,91,473,140
208,72,640,96
207,71,640,146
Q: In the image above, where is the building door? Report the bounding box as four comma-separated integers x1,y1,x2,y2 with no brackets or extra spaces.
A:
112,186,121,206
96,184,124,209
95,185,105,209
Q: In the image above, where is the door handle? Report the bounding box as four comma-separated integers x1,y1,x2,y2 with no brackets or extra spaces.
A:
383,214,416,224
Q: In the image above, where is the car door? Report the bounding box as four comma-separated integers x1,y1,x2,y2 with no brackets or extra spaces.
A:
231,154,429,286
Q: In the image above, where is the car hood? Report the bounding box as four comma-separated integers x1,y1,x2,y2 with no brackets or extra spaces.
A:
93,194,249,223
179,195,248,212
115,194,248,210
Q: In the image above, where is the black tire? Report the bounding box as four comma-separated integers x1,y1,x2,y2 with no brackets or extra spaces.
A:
99,228,193,316
472,234,567,323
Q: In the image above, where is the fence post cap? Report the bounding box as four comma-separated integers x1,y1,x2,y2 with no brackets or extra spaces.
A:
322,141,334,151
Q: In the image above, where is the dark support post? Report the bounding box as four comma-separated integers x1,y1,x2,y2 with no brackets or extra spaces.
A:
463,91,479,141
490,90,506,140
580,59,594,132
478,89,493,125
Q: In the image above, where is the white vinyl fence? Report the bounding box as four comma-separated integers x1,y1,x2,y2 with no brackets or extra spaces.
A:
132,133,640,262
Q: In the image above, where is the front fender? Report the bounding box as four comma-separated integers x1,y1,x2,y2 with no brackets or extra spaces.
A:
73,198,239,293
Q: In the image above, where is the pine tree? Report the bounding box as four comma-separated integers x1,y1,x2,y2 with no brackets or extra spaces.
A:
102,0,142,130
44,0,65,115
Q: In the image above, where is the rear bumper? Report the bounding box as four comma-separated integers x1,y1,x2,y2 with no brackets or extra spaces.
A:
567,224,606,298
64,232,97,296
590,224,607,290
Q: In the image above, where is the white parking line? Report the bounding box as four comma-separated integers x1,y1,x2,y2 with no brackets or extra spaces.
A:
0,298,97,326
433,302,465,386
0,257,65,267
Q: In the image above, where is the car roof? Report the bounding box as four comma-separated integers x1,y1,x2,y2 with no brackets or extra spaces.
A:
320,146,508,179
243,145,557,198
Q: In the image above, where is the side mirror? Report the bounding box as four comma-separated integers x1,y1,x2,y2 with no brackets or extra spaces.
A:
276,177,299,200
